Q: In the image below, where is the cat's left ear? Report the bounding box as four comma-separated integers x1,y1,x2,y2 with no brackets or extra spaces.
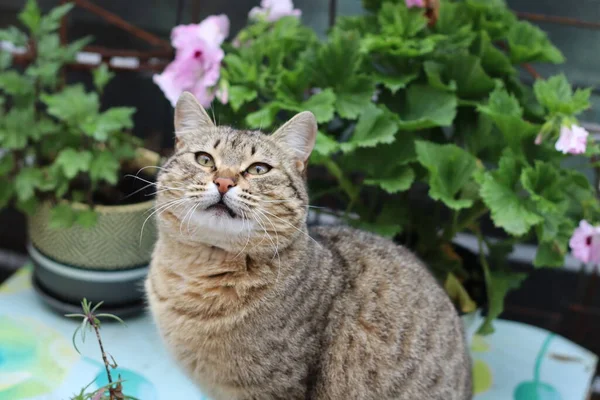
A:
272,111,317,171
174,92,215,147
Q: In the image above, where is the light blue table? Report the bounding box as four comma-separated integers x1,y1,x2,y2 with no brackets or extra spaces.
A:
0,266,597,400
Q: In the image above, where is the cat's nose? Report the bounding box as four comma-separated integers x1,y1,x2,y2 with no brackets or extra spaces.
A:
214,177,236,194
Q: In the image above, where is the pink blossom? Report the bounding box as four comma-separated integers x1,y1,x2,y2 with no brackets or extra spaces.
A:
216,87,228,104
171,15,229,49
153,15,230,107
249,0,301,22
569,220,600,264
405,0,425,8
555,124,588,155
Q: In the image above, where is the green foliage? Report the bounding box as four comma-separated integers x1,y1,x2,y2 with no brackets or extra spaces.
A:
213,0,596,333
0,0,140,228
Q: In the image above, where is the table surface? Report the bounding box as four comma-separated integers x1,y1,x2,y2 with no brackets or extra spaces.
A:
0,265,597,400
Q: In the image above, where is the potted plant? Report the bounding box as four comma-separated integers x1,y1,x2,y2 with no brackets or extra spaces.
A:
0,0,160,315
152,0,599,336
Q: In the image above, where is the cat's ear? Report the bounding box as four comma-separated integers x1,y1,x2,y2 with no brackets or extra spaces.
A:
174,92,215,139
272,111,317,171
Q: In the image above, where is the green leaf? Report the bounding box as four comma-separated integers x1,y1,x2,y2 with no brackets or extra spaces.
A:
89,151,120,185
222,54,259,85
301,89,336,123
15,167,43,201
312,29,364,90
378,2,427,38
364,165,415,193
49,204,77,229
0,52,12,70
0,153,13,176
475,151,543,236
38,2,74,35
435,2,472,35
228,86,258,112
477,86,540,151
520,162,567,215
533,74,591,115
16,196,38,215
423,62,457,92
0,107,36,149
0,179,14,208
415,140,478,210
472,31,514,77
76,209,98,228
92,64,115,94
445,273,477,314
361,35,439,58
41,85,100,126
0,26,28,46
314,131,339,156
82,107,135,141
335,77,375,119
18,0,42,35
373,71,418,94
55,149,93,179
507,21,565,64
342,132,417,176
396,85,458,130
478,270,527,335
442,54,496,98
340,104,398,152
0,71,34,97
246,103,279,129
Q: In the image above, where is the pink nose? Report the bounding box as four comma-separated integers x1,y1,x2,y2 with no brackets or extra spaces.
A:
214,177,235,194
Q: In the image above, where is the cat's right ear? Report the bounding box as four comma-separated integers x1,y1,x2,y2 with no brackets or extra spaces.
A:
271,111,317,172
174,92,215,146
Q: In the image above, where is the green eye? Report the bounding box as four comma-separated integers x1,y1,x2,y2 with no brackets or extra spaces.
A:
195,152,215,168
246,163,271,175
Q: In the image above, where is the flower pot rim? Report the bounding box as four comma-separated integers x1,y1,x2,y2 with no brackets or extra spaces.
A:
28,242,148,281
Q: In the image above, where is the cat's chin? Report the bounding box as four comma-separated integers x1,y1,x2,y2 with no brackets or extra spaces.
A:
167,207,254,247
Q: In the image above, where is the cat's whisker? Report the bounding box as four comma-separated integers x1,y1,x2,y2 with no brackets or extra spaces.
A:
236,210,253,259
250,210,281,281
146,188,186,197
255,207,322,249
259,199,325,209
253,209,282,283
186,202,203,235
135,165,184,177
140,198,189,244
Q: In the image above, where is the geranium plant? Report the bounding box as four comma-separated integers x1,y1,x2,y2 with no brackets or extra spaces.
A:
0,0,142,228
154,0,600,333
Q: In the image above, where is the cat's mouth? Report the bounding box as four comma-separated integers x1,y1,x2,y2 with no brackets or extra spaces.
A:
206,199,237,218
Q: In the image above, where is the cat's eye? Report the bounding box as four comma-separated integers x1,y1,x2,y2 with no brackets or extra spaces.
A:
246,163,271,175
195,152,215,168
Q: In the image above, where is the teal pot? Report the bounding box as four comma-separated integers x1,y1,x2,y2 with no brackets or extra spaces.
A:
29,243,147,317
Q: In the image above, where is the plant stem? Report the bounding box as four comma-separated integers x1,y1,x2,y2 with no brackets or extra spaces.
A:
92,322,114,390
442,202,488,241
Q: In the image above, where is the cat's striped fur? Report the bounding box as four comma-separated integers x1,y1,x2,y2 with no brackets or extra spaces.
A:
145,92,472,399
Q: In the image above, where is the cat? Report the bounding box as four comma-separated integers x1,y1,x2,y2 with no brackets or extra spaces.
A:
145,92,473,400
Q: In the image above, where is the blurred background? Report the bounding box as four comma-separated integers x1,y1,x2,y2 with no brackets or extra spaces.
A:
0,0,599,395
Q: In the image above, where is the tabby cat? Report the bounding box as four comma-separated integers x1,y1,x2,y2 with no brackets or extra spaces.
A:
145,92,472,399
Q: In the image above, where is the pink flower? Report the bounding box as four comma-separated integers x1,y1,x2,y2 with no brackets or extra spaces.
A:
216,87,228,104
153,15,230,107
570,220,600,264
405,0,425,8
555,124,588,155
249,0,301,22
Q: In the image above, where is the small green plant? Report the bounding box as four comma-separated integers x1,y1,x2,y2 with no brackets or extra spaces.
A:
0,0,142,228
171,0,599,333
66,298,136,400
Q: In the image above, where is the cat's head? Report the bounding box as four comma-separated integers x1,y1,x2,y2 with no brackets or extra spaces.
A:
155,92,317,254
